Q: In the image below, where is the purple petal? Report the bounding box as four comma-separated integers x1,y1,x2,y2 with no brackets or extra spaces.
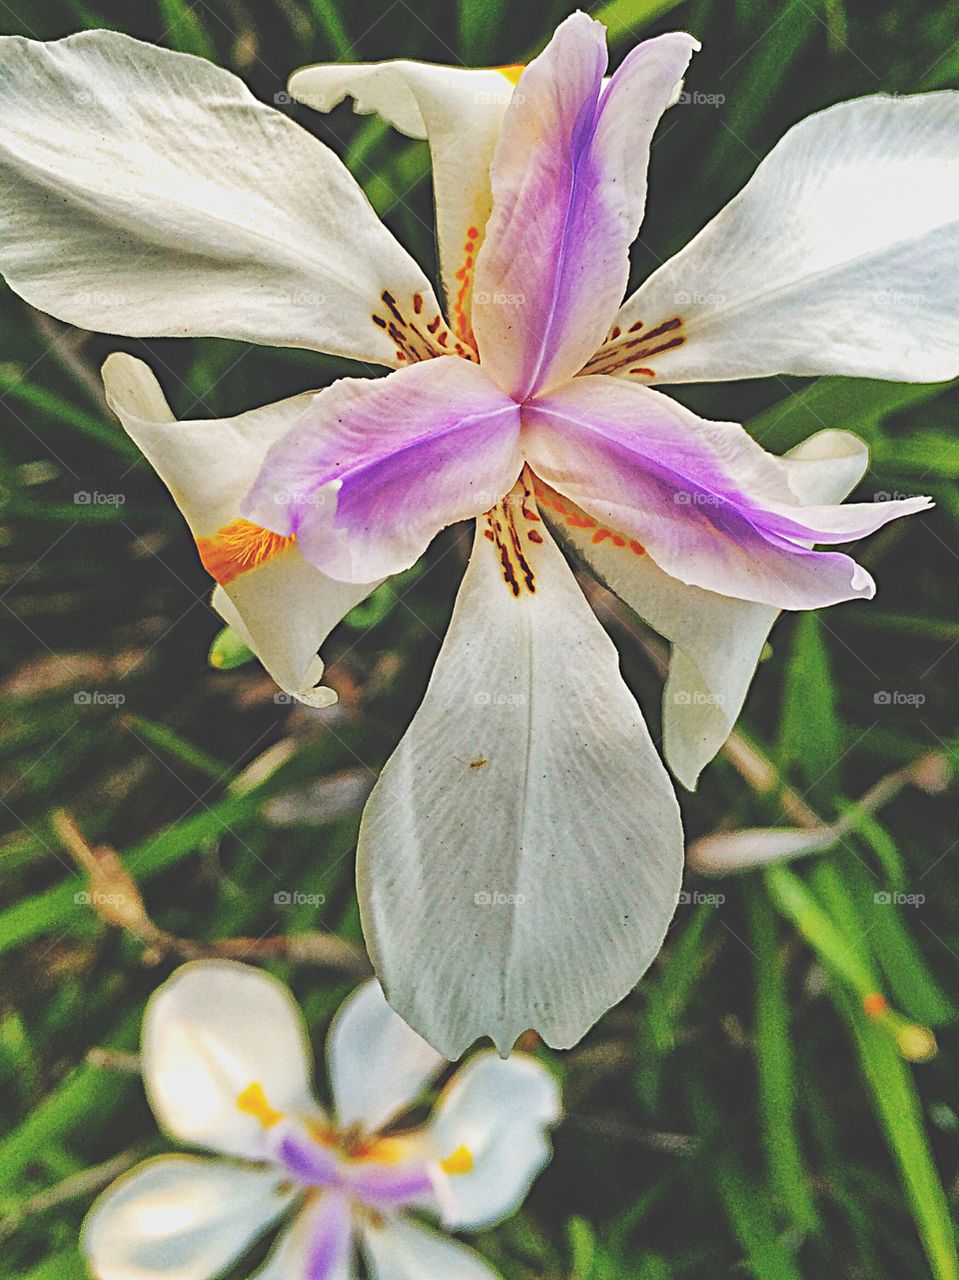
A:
523,376,929,609
304,1192,353,1280
277,1133,340,1186
342,1161,436,1209
244,357,522,583
472,15,698,399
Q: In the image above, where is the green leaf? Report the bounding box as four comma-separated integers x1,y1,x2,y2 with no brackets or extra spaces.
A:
747,884,820,1234
156,0,217,60
715,1147,804,1280
777,612,841,803
208,625,256,671
834,981,959,1280
747,377,952,456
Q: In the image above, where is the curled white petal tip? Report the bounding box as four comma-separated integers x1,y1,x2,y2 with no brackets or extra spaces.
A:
295,686,339,709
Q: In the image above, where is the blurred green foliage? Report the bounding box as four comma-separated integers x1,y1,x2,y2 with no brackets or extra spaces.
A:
1,0,958,1277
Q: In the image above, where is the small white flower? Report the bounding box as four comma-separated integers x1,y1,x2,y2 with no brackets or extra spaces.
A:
82,962,560,1280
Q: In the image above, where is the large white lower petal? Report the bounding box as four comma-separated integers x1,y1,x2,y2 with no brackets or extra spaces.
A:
103,353,377,706
429,1052,560,1229
142,961,316,1160
327,979,445,1132
539,429,871,788
360,1217,498,1280
81,1156,293,1280
0,31,442,365
607,92,959,383
288,59,520,339
357,484,684,1056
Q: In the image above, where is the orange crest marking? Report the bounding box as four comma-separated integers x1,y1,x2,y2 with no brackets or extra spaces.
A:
196,518,296,586
484,477,542,597
532,482,645,557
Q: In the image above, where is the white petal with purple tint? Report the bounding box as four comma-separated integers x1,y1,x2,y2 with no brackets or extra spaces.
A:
473,15,698,398
103,353,378,706
523,377,929,609
244,357,522,584
252,1194,355,1280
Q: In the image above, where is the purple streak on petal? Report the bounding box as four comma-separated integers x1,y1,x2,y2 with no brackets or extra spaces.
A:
523,380,927,609
343,1161,436,1209
243,358,523,584
304,1193,353,1280
472,17,698,399
277,1133,340,1187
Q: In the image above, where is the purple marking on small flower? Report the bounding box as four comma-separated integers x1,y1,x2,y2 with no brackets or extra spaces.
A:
277,1133,339,1186
343,1161,436,1208
304,1192,353,1280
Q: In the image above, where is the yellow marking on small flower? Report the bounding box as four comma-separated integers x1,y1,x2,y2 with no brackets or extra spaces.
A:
236,1082,283,1128
495,63,525,85
196,518,296,586
440,1145,474,1175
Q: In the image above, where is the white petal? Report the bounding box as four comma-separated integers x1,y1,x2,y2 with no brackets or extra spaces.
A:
81,1156,292,1280
610,92,959,383
327,979,446,1132
251,1194,355,1280
289,59,521,336
360,1217,499,1280
142,961,316,1159
538,429,870,788
0,31,441,365
357,486,684,1056
103,353,377,705
430,1052,560,1229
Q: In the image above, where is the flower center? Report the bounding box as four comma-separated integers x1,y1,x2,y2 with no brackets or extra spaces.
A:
236,1081,442,1211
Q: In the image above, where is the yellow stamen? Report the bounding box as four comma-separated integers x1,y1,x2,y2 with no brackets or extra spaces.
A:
196,518,295,586
440,1145,474,1175
236,1082,283,1128
494,63,525,85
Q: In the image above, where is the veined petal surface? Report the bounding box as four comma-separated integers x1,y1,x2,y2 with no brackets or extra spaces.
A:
538,429,871,787
472,14,697,398
608,92,959,383
357,483,684,1056
0,30,441,365
523,377,929,609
